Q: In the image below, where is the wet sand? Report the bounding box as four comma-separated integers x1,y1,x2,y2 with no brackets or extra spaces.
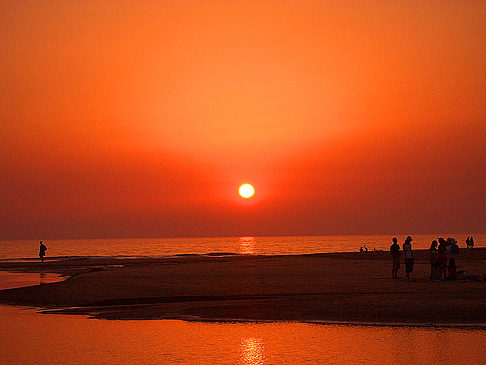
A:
0,271,65,290
0,249,485,325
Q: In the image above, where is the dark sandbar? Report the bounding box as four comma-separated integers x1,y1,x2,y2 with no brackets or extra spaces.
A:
0,249,485,325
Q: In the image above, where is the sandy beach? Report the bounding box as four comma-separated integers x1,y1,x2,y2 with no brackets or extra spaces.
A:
0,249,485,325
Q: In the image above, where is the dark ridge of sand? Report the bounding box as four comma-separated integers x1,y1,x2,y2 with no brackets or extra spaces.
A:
0,249,485,325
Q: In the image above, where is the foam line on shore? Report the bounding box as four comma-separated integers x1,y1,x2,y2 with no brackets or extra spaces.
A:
181,316,486,329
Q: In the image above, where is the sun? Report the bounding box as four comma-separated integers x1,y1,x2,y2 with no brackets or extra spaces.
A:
239,183,254,198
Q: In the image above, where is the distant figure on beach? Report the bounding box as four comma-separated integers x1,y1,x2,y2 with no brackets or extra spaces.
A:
39,241,47,263
359,245,368,252
429,240,441,280
446,258,457,281
466,236,475,248
390,237,401,278
437,238,448,280
402,236,414,279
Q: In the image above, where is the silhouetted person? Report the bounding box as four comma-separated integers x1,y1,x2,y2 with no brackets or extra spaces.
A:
429,240,439,280
470,236,475,248
447,238,460,254
402,236,414,280
466,236,470,248
390,237,400,278
438,238,448,279
446,258,457,281
39,241,47,263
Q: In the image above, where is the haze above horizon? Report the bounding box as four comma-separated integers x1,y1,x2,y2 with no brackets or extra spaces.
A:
1,1,485,240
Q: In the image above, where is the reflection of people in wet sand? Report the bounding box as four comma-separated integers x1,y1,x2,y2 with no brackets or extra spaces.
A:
39,241,47,263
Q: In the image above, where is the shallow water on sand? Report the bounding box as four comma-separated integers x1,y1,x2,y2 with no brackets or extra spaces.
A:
1,234,483,261
0,271,65,290
0,305,485,365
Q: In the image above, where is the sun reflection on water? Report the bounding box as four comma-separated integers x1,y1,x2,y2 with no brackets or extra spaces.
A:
238,338,265,364
239,237,256,255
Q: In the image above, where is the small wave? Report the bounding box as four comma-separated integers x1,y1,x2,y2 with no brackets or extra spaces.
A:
204,252,241,257
0,255,146,263
0,254,205,263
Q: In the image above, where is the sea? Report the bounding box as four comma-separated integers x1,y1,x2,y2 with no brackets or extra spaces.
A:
0,233,483,261
1,234,485,364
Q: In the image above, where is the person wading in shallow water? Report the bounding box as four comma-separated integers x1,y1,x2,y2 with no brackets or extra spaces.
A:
39,241,47,263
390,237,401,278
402,236,414,280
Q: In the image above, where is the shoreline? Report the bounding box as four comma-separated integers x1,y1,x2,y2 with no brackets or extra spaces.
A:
1,249,485,326
2,303,485,329
184,317,486,329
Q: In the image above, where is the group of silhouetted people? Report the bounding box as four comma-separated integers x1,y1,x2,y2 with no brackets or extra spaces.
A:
390,235,477,281
390,236,415,279
429,238,457,281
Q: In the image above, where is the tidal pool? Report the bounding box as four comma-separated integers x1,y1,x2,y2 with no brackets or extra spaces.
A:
0,305,485,364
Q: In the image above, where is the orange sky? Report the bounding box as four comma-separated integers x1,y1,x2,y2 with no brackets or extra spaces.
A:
1,1,485,239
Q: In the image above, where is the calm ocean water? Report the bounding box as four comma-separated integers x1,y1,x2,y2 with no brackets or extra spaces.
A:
0,234,483,261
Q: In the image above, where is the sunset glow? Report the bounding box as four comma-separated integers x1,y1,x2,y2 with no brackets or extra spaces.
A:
2,2,486,363
0,1,485,239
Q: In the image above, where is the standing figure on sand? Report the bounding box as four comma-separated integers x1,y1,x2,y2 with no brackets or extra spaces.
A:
39,241,47,263
403,236,414,280
437,238,448,280
390,237,401,278
429,240,442,280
